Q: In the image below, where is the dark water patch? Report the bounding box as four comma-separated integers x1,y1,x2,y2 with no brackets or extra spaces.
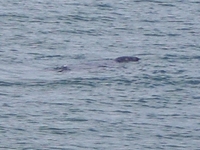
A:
10,49,18,52
164,125,185,130
181,44,200,49
134,0,164,3
144,33,165,37
47,147,71,150
100,16,115,22
68,14,96,22
0,81,20,86
141,19,161,23
153,43,167,47
67,28,104,36
191,1,200,3
99,134,113,138
185,79,200,85
113,110,132,114
65,118,88,122
1,77,115,88
2,103,12,107
158,3,176,7
192,96,200,99
32,54,67,60
96,3,113,10
111,78,136,85
0,92,9,96
0,13,29,20
167,33,181,37
57,15,97,24
88,128,98,132
161,47,177,51
167,20,185,23
29,17,46,22
152,70,167,74
39,126,69,135
13,127,26,132
88,109,104,113
69,109,84,113
48,102,74,107
177,27,193,31
1,113,27,119
71,54,86,60
161,54,193,60
49,79,99,87
140,74,175,85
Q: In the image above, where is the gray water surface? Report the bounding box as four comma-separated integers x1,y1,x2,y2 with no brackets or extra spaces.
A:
1,0,200,149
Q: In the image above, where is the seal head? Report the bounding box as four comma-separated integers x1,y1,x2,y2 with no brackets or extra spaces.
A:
115,56,139,63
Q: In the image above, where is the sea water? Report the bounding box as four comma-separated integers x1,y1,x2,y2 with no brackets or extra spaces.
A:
0,0,200,149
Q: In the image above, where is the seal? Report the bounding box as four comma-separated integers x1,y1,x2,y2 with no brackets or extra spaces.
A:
55,56,140,72
115,56,140,63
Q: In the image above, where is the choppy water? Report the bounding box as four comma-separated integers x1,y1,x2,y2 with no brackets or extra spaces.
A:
1,0,200,149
